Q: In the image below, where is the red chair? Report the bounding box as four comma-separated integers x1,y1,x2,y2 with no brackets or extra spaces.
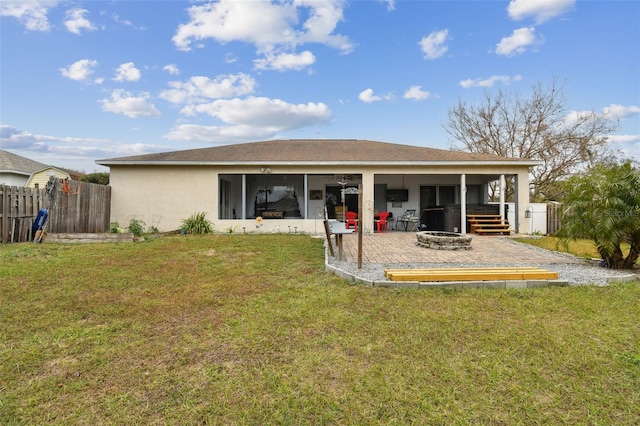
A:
345,211,358,230
374,211,390,232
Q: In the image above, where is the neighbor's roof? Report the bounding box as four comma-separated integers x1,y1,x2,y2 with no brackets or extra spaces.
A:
0,150,81,179
97,139,540,166
0,149,50,175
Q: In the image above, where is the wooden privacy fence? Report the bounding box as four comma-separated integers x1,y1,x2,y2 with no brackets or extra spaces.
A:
0,179,111,243
547,202,562,235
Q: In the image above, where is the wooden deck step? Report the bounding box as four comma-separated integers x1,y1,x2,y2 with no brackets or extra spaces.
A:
475,229,511,235
467,214,511,235
470,223,510,231
384,267,558,282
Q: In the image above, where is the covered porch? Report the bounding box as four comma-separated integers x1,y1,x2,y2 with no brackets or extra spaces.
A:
217,169,526,235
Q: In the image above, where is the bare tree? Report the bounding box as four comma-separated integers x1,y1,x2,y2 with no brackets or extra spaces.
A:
445,78,618,201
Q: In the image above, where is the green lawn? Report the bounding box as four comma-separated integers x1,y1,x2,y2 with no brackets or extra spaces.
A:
1,235,639,424
515,236,640,265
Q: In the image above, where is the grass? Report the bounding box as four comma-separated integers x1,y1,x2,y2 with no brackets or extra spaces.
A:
515,236,639,265
1,234,639,424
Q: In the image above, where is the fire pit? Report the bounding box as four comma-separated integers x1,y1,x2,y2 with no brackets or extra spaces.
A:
416,231,472,250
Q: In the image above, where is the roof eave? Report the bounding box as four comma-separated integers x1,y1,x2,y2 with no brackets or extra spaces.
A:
0,169,32,176
96,160,541,167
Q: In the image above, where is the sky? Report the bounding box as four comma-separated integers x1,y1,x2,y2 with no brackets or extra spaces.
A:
1,0,639,173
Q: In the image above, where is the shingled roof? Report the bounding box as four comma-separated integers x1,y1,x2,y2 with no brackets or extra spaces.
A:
0,150,82,179
97,139,538,166
0,150,50,175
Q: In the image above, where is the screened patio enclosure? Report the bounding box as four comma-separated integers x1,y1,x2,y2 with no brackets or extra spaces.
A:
218,172,517,232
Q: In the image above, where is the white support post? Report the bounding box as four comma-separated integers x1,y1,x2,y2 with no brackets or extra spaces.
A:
460,174,467,234
303,174,308,219
241,174,246,220
361,171,375,233
499,174,505,220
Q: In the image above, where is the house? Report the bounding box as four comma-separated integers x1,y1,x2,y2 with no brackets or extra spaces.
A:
0,150,78,188
96,139,540,234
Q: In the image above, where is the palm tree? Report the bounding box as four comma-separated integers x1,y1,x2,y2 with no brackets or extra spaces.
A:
558,162,640,269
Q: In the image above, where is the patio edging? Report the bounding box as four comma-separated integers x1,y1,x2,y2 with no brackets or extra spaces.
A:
324,245,638,288
325,260,571,289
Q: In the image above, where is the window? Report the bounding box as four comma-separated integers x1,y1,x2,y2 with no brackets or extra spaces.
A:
246,174,304,219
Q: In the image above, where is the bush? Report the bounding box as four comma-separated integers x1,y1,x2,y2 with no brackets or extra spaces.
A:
128,219,146,237
80,172,110,185
108,222,123,233
181,212,213,235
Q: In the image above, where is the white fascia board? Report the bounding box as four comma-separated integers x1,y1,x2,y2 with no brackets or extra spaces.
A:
0,169,31,176
97,160,542,167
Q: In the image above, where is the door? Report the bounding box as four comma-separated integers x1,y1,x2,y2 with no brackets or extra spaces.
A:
325,185,358,219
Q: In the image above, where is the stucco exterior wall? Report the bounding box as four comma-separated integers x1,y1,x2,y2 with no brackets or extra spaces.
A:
108,163,535,234
109,166,218,231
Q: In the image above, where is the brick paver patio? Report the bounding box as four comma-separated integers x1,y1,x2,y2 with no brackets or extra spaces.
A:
336,232,585,265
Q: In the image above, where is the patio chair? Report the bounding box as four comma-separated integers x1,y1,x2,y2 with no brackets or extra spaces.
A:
395,209,418,231
374,211,390,232
345,211,358,230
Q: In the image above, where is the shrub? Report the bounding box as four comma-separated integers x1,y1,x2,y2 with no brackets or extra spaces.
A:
181,212,213,235
80,172,110,185
128,219,146,237
108,222,123,233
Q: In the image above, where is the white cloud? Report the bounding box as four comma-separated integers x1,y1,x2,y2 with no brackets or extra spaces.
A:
608,134,640,161
0,0,58,31
163,64,180,75
159,73,256,104
296,0,352,51
565,105,640,128
603,104,640,120
459,74,523,88
254,50,315,71
358,88,393,103
100,89,161,118
403,85,431,100
164,124,278,143
173,1,294,50
183,96,330,128
165,96,331,142
64,7,96,35
113,62,141,82
60,59,99,82
0,124,164,161
171,0,353,57
111,13,132,27
495,26,542,56
608,134,640,145
419,29,449,60
359,89,379,103
507,0,575,24
381,0,396,12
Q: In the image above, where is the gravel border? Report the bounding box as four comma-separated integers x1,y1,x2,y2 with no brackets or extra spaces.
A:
326,239,639,287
